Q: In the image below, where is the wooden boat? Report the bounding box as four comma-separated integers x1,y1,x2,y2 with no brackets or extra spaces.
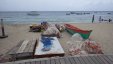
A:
64,24,92,39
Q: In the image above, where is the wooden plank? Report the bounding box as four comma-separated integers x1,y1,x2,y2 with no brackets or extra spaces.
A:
0,62,15,64
50,59,55,64
18,62,26,64
89,56,100,64
2,55,113,64
17,40,36,58
55,58,60,64
77,57,86,64
93,55,104,64
7,40,24,61
16,63,21,64
35,61,40,64
28,40,32,52
101,55,113,64
23,40,31,53
85,56,95,64
64,57,71,64
14,61,25,64
8,40,24,55
40,60,46,64
30,61,36,64
59,58,65,64
73,57,82,64
25,62,31,64
14,40,36,59
111,55,113,58
97,55,109,64
45,60,50,64
11,63,18,64
19,63,24,64
34,37,65,58
28,40,36,52
80,56,92,64
106,55,113,62
17,40,29,53
23,43,31,53
68,57,76,64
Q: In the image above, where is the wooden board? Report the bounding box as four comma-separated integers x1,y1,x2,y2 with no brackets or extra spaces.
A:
34,37,65,58
17,40,29,53
7,39,36,60
1,54,113,64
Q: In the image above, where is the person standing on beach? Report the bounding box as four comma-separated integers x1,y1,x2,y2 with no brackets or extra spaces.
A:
99,16,102,23
108,19,112,22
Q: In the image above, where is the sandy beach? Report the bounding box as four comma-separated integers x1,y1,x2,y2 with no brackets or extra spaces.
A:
0,23,113,56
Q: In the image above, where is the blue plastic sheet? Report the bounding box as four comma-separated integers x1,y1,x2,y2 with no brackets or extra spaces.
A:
41,36,54,51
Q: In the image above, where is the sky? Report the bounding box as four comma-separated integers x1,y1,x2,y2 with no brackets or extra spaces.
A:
0,0,113,11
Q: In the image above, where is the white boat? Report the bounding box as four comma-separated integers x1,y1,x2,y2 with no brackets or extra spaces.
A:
27,11,40,16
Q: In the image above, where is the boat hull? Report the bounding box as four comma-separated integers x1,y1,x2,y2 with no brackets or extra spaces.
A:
65,24,92,39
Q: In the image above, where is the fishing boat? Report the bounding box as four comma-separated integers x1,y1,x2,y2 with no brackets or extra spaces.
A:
27,11,40,16
75,13,83,15
64,24,92,39
66,13,70,15
107,13,111,14
70,12,75,14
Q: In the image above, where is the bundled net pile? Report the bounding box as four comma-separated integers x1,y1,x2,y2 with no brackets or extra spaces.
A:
67,33,103,56
42,24,61,38
82,40,103,54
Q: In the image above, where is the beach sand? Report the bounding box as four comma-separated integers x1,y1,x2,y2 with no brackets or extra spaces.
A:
0,23,113,56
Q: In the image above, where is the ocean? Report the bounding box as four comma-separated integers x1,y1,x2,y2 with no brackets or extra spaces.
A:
0,11,113,24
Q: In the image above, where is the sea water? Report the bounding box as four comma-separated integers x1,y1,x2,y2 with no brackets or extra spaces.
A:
0,11,113,24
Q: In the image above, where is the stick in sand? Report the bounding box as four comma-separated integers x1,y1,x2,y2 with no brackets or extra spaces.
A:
0,19,8,38
92,15,95,23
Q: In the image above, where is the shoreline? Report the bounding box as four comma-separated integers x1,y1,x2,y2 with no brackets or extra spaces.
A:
4,21,113,25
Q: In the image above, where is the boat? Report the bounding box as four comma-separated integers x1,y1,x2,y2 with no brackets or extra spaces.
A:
83,12,90,14
107,13,111,14
70,12,75,14
75,13,83,15
27,11,40,16
64,24,92,39
66,13,70,15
